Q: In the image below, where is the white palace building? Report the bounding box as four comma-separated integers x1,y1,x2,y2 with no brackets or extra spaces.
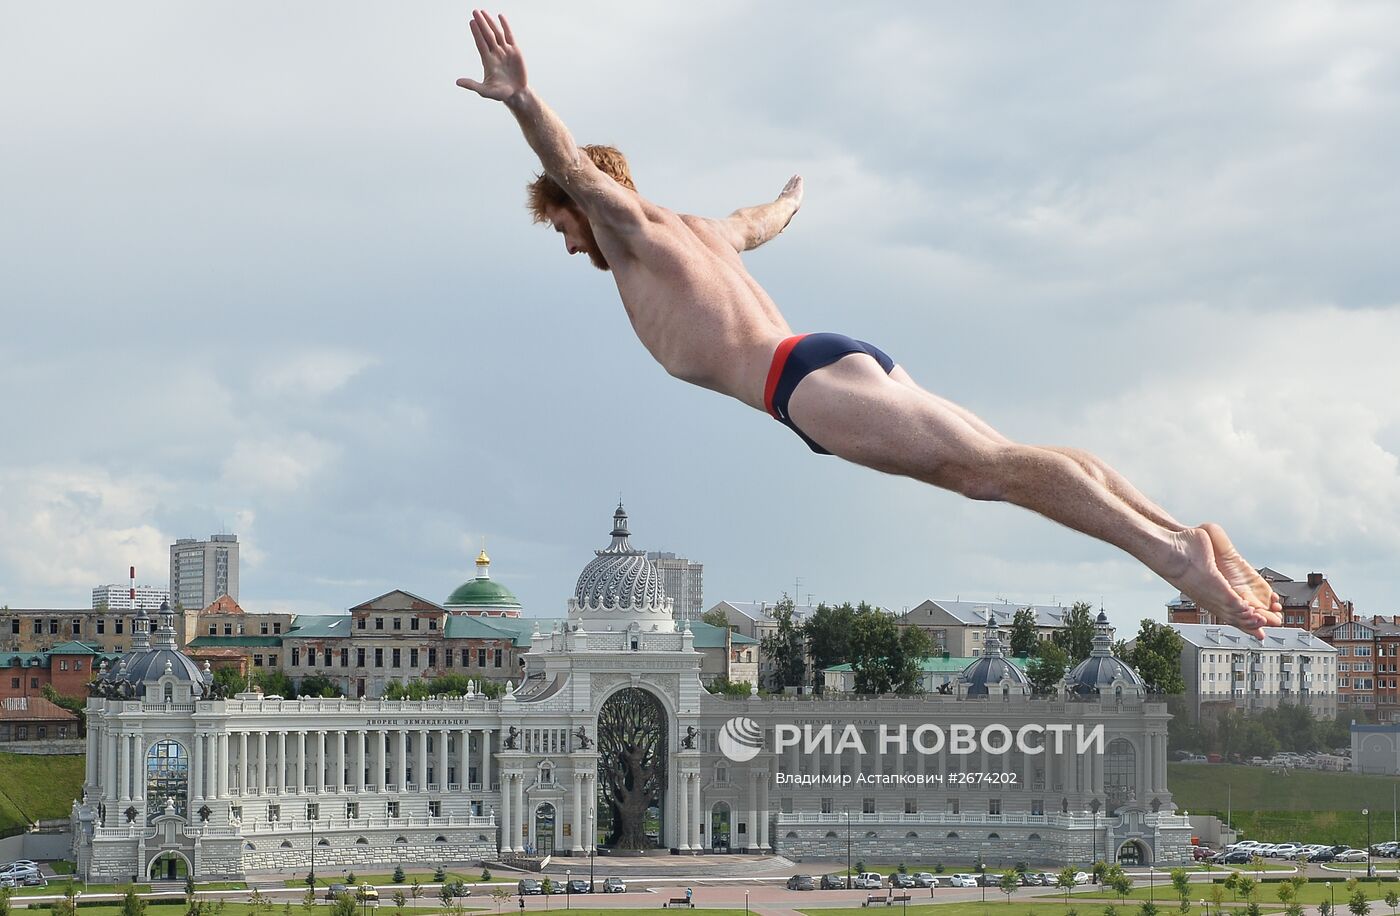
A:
71,506,1191,881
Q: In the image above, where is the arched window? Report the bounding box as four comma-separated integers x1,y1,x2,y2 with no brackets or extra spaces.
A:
395,836,407,844
280,841,293,849
787,832,799,839
317,838,329,846
1028,833,1041,841
947,832,959,839
906,832,919,838
1105,739,1137,814
434,836,447,843
825,831,838,839
145,739,189,824
988,832,1000,839
355,837,368,845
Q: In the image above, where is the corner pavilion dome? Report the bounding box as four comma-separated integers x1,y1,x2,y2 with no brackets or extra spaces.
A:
445,549,522,617
959,614,1031,697
94,602,210,698
1065,611,1145,697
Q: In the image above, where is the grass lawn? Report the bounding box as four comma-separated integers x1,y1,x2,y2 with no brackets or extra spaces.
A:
1168,763,1400,846
800,905,1279,916
1075,878,1400,906
282,872,493,889
13,883,154,897
0,751,84,828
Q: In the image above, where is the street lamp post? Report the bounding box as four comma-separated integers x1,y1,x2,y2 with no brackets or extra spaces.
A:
1327,881,1333,913
309,818,317,889
845,807,852,889
1200,899,1206,916
566,869,571,910
1366,807,1374,878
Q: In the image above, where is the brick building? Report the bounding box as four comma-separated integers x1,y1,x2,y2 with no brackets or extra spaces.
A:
1168,568,1354,630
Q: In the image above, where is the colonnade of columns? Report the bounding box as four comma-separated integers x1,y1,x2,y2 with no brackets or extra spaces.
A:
95,724,497,806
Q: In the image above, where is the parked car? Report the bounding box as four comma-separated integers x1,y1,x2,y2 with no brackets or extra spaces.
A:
1309,849,1339,863
786,875,816,891
517,879,543,895
1073,872,1091,886
1336,850,1369,862
21,875,48,888
355,886,378,902
949,874,979,888
853,873,884,889
911,873,936,888
602,877,626,894
889,873,916,889
820,874,848,890
565,879,590,894
324,884,348,901
1193,847,1217,861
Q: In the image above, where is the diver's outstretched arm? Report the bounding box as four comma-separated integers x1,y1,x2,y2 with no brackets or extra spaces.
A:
723,175,804,252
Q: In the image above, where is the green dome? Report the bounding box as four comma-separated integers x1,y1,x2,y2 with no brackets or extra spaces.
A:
445,577,521,609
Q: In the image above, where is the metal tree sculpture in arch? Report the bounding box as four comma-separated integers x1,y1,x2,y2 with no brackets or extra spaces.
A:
597,687,668,849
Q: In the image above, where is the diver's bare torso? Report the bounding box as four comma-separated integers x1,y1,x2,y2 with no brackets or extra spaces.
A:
595,203,792,410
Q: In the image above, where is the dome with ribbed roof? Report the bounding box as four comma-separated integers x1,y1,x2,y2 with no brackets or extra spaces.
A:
959,614,1030,697
568,503,674,632
445,548,522,616
1066,611,1145,697
92,602,211,699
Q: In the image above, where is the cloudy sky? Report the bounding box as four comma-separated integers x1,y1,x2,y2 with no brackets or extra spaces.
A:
2,2,1397,631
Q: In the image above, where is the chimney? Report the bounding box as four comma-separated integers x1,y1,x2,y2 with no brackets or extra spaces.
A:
1307,572,1324,588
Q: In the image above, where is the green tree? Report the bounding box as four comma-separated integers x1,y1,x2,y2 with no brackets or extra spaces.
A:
759,596,807,690
331,893,356,916
705,677,753,696
804,602,856,692
393,864,406,884
1104,907,1118,916
1027,641,1070,695
1058,868,1077,903
1277,883,1296,907
540,878,554,895
184,874,196,904
391,890,406,916
1285,904,1305,916
1009,608,1039,657
52,883,79,916
1139,903,1159,916
1170,868,1191,909
410,878,422,902
297,674,343,698
346,872,356,886
490,888,513,913
434,865,447,883
1052,601,1097,663
701,607,730,629
248,888,269,916
1209,883,1225,915
1351,890,1372,916
848,605,932,694
1322,902,1336,916
121,885,148,916
301,887,318,915
1000,870,1020,903
1237,876,1257,904
1127,621,1186,694
1111,872,1134,903
438,883,455,909
1384,890,1398,915
0,887,11,916
1223,873,1241,902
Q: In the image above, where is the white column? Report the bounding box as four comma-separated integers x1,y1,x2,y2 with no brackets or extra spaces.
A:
356,730,367,792
296,731,306,795
255,732,267,795
131,735,144,801
747,772,759,852
117,733,130,802
481,729,492,790
513,771,525,849
758,769,769,850
190,732,204,802
85,726,98,786
374,731,385,792
571,773,584,853
397,730,408,789
417,729,429,791
238,732,249,795
276,731,287,795
691,771,702,850
216,732,228,798
438,729,449,790
500,772,513,853
459,728,470,790
316,730,327,791
331,731,344,793
677,772,690,851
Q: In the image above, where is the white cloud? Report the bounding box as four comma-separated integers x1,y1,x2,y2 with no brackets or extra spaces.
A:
0,467,171,599
219,434,339,495
254,349,379,400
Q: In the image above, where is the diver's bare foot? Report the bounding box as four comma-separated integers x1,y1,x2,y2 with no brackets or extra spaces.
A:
1159,528,1266,636
1202,522,1282,626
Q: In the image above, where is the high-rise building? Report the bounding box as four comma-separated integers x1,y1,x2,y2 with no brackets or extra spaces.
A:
169,535,239,611
645,550,703,623
91,584,170,611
